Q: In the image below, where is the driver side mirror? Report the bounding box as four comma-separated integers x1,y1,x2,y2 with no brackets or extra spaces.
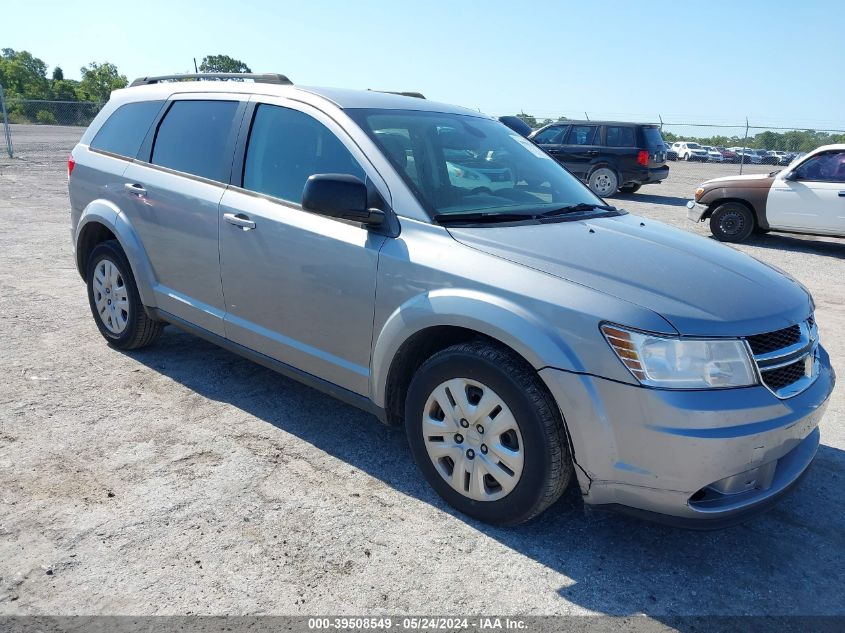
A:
302,174,384,226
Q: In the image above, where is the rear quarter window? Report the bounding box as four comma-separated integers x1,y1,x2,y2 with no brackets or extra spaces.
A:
89,100,164,158
641,126,665,147
151,100,240,182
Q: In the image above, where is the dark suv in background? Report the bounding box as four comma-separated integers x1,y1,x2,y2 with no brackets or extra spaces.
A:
529,121,669,196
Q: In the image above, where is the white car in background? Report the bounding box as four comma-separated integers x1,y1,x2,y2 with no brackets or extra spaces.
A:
702,146,724,162
672,141,709,162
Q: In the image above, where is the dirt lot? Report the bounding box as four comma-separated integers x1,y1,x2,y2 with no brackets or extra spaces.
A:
1,125,844,621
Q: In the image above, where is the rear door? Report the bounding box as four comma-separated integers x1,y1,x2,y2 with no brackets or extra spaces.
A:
603,125,637,181
558,124,600,179
122,95,246,335
218,98,390,395
767,150,845,234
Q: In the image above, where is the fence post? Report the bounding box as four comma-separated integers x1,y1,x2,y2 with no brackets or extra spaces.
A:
739,116,749,175
0,84,13,158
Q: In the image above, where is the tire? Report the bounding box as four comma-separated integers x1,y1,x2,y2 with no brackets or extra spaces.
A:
86,240,164,349
684,152,692,161
405,340,573,526
709,203,755,243
619,183,642,194
587,167,618,197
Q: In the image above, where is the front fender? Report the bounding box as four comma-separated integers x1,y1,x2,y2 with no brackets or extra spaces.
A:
75,200,158,308
370,288,583,407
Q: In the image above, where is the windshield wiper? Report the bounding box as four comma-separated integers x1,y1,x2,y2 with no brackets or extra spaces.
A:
434,212,535,225
539,203,618,218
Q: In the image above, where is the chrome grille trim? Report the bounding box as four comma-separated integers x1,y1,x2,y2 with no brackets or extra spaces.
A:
745,318,819,399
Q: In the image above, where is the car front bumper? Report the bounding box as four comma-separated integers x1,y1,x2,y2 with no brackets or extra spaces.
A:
686,200,706,222
539,345,835,528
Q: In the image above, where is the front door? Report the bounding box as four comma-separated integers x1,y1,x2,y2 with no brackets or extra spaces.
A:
766,150,845,234
218,100,389,395
558,124,600,180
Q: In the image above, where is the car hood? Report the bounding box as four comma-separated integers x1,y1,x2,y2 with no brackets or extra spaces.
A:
703,172,776,188
447,213,811,336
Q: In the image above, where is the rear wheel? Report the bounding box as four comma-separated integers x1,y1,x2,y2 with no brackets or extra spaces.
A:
86,240,163,349
709,203,755,243
619,183,642,194
587,167,618,197
405,341,572,526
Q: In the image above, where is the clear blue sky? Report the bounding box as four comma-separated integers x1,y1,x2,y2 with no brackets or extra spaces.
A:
3,0,842,129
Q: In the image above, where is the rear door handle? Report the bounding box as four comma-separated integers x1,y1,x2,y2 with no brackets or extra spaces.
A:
223,212,256,230
838,191,845,197
124,183,147,197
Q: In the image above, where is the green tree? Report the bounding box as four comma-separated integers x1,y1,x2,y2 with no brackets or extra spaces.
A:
79,62,127,102
199,54,251,74
52,66,64,81
0,49,50,98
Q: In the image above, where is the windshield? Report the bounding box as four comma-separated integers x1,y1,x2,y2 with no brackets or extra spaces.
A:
348,109,603,218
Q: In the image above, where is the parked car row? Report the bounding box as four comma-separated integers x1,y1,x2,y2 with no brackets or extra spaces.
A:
667,141,800,165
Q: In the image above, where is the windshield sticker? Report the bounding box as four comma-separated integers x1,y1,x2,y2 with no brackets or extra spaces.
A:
510,134,552,160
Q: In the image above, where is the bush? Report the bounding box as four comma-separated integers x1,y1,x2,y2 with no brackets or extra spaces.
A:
36,110,58,125
7,111,30,124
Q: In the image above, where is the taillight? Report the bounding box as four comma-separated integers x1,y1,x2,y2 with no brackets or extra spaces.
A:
67,154,76,179
637,150,649,166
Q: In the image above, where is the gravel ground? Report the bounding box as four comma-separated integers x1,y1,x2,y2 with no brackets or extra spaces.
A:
1,125,843,622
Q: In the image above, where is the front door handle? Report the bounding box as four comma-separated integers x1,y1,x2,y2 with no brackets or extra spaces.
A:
838,191,845,197
124,183,147,197
223,212,256,230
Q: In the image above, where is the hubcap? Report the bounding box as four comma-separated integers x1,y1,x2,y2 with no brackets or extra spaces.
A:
92,258,129,334
422,378,524,502
591,171,615,195
719,211,745,236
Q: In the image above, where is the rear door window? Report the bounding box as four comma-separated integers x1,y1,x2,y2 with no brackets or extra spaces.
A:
151,100,239,181
605,126,635,147
564,125,597,145
90,100,164,158
242,104,366,204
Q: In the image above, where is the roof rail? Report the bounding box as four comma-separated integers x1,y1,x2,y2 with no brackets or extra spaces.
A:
129,73,293,87
368,90,426,99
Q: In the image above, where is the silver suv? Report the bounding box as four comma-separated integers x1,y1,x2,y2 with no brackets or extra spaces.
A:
68,74,835,528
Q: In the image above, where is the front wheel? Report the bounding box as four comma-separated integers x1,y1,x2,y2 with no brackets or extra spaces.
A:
86,240,164,349
709,203,755,243
405,341,572,526
587,167,618,197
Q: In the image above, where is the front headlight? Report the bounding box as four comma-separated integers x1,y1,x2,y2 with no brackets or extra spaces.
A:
601,324,757,389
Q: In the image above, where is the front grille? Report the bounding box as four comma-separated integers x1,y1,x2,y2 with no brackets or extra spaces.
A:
746,324,801,355
761,359,807,392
